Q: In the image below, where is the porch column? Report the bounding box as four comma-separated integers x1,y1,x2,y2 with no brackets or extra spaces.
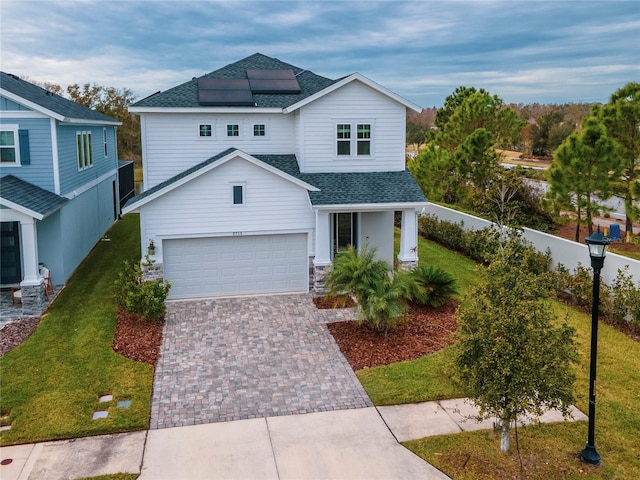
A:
313,210,331,293
19,218,41,285
397,208,418,270
19,217,46,316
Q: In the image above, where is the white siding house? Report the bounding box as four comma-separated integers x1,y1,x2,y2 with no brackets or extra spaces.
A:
124,54,426,299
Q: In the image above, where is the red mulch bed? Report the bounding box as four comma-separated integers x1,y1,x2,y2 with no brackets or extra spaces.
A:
312,294,356,309
328,301,459,371
112,309,164,365
0,317,40,357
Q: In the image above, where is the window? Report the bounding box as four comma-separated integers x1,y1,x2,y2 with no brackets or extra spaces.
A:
232,185,244,205
76,131,93,170
357,124,371,155
199,124,212,137
253,124,266,137
0,128,18,164
227,124,239,137
103,128,108,157
336,124,351,156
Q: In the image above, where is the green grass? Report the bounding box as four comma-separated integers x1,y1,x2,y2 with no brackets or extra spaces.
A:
0,214,153,446
371,234,640,479
78,475,139,480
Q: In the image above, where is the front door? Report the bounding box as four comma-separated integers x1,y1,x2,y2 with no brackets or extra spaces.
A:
333,212,357,257
1,222,22,284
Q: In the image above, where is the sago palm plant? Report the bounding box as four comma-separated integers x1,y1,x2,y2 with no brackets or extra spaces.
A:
409,264,458,308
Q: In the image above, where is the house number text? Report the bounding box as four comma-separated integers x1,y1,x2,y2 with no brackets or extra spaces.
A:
232,231,243,236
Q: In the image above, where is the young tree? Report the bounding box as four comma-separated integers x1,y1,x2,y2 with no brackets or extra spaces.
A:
546,117,622,241
597,82,640,239
454,238,577,452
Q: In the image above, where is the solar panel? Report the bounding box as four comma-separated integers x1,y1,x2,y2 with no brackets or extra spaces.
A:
197,78,254,106
246,69,301,94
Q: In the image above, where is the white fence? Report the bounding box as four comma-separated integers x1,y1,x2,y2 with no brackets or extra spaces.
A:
423,203,640,286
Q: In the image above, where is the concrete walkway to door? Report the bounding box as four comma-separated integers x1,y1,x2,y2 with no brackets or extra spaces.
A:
150,294,372,429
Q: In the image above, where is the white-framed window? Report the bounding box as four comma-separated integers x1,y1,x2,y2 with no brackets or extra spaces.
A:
232,184,244,205
336,124,351,156
103,128,108,157
253,124,266,137
336,122,372,157
199,124,212,137
0,125,20,164
76,131,93,170
227,124,239,137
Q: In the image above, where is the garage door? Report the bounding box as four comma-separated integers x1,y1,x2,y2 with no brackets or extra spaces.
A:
163,234,308,299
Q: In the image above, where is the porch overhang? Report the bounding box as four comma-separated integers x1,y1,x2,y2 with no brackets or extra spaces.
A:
312,202,428,213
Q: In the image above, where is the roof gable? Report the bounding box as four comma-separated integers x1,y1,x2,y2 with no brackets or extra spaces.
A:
0,175,68,220
122,149,318,213
0,72,120,125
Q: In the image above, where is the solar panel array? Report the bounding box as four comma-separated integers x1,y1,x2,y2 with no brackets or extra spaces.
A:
197,69,301,106
247,69,301,94
197,78,254,106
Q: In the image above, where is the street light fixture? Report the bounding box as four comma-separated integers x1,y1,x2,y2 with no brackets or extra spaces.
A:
580,227,610,466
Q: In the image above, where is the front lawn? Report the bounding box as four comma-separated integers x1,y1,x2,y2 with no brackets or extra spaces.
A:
0,214,153,445
363,237,640,479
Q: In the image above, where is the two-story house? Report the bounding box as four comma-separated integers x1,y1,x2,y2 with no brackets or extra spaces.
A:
0,73,121,314
122,53,427,299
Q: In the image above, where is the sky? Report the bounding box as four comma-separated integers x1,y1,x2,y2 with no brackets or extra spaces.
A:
0,1,638,108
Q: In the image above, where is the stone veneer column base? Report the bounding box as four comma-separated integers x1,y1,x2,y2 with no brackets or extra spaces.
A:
21,283,46,317
397,259,418,271
142,261,164,282
313,264,331,295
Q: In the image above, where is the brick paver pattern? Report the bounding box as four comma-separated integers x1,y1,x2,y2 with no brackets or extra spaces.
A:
150,294,372,429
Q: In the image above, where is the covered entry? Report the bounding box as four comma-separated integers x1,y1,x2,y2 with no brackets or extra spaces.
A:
163,233,308,299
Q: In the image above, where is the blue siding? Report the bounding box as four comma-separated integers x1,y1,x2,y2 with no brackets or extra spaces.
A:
0,117,54,191
38,174,117,282
57,124,118,195
0,96,32,111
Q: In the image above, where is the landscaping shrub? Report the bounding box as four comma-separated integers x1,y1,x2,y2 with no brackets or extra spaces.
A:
114,256,171,321
325,245,408,334
610,267,640,328
408,265,458,308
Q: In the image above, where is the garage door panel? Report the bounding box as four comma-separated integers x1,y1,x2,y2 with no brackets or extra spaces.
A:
163,234,308,299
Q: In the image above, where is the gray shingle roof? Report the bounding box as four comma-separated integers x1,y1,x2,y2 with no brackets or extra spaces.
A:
0,175,68,218
124,150,426,210
132,53,338,109
0,72,119,124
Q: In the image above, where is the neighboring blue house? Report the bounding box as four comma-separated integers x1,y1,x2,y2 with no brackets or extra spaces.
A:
0,72,121,314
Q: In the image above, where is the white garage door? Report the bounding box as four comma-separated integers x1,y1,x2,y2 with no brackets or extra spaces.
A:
163,234,308,299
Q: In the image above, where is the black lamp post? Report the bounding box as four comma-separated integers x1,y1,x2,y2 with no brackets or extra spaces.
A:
580,228,610,466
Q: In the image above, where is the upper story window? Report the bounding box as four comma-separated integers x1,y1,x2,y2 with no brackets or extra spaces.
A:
199,124,212,137
76,131,93,170
336,122,372,157
227,124,239,137
253,124,266,137
336,124,351,155
357,124,371,155
0,126,19,164
103,128,108,157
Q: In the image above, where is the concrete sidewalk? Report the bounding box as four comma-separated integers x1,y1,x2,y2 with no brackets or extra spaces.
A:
0,399,587,480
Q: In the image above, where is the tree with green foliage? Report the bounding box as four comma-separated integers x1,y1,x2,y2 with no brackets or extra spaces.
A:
531,108,575,157
454,127,500,191
546,117,622,241
408,142,465,204
324,245,409,335
454,238,577,452
597,82,640,239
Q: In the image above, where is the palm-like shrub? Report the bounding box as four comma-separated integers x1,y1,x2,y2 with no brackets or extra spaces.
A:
408,265,458,307
325,245,408,334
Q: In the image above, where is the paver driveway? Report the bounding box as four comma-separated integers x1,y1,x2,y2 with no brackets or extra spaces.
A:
150,294,372,429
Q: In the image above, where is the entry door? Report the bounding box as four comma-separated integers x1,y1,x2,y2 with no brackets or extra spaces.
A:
333,213,357,257
1,222,22,284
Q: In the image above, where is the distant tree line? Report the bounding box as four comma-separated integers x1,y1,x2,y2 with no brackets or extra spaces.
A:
407,82,640,239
